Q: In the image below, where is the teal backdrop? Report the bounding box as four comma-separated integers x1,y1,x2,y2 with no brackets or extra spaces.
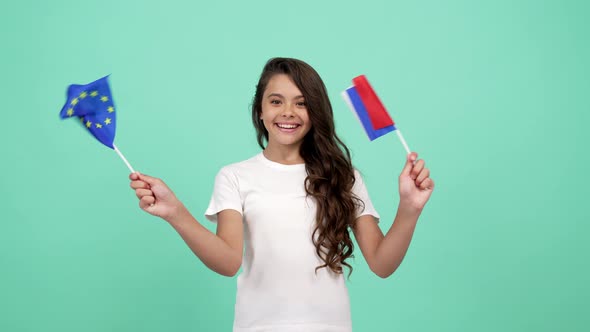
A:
1,0,589,331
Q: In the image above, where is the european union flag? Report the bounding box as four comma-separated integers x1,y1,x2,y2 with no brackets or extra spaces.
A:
59,76,116,149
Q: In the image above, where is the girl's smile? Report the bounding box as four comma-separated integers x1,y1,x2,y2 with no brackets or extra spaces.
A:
275,122,301,133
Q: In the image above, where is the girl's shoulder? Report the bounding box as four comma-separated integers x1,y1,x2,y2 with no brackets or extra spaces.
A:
216,152,265,177
225,152,262,168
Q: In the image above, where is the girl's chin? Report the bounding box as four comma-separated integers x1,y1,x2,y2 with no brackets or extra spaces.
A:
269,137,305,147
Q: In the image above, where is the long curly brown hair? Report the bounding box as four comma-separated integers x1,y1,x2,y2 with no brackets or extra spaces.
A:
251,57,364,276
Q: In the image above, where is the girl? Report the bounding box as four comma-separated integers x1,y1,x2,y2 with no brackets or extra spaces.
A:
129,58,434,332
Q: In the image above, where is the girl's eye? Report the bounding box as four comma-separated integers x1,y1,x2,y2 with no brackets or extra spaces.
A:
270,99,281,105
297,101,307,107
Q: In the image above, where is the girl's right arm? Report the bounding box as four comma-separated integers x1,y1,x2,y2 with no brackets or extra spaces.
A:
129,172,243,277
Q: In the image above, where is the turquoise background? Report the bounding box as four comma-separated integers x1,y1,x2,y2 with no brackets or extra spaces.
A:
1,0,589,331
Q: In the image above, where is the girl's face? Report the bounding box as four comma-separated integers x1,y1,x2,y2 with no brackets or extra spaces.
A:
260,74,312,149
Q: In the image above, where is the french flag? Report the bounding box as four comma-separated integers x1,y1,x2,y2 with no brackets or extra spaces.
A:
342,75,411,153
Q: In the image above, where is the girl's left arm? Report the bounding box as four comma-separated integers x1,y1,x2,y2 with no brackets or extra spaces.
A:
352,152,434,278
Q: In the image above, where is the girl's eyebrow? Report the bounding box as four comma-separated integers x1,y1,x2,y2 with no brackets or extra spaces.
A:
267,93,304,99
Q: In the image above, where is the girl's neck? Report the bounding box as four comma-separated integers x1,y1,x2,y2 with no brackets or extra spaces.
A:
263,142,305,165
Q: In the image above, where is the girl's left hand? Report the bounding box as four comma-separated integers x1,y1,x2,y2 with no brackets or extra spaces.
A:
398,152,435,211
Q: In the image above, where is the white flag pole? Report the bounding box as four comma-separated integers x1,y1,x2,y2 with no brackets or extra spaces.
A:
396,129,411,156
113,144,135,173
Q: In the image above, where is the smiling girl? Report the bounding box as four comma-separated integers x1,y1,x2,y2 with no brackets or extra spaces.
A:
129,58,434,331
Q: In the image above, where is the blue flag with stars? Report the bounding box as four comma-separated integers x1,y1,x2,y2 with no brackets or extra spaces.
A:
59,76,116,149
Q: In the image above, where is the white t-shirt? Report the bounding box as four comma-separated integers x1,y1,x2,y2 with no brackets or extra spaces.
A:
205,152,380,332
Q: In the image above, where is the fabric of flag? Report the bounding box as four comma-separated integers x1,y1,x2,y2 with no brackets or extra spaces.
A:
352,75,394,129
342,75,396,141
59,76,117,149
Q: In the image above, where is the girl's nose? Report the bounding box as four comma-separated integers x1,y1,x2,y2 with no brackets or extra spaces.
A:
281,103,295,117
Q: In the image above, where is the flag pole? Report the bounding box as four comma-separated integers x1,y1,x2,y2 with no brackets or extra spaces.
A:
113,144,135,173
396,129,411,155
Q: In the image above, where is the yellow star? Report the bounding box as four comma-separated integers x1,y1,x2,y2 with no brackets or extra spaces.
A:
86,120,92,128
90,91,98,97
66,108,74,116
79,91,87,99
96,123,102,128
107,106,114,113
100,96,109,102
104,118,112,125
71,98,79,106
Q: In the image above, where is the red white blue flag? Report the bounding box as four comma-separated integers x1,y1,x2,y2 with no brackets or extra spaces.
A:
342,75,396,141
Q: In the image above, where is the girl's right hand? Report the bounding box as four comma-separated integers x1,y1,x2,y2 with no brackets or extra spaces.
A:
129,172,184,221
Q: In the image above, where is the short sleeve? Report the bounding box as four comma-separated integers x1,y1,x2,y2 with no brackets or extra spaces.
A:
352,169,380,222
204,167,243,223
